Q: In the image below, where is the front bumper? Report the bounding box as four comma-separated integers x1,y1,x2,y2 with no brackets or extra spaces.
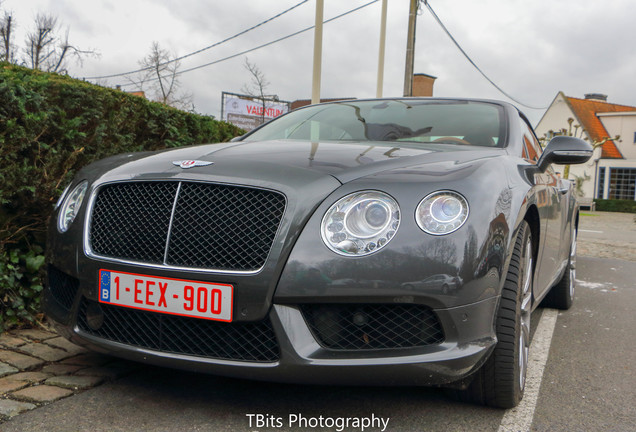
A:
46,285,498,386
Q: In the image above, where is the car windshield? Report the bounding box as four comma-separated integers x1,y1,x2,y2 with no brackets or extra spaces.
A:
245,100,506,147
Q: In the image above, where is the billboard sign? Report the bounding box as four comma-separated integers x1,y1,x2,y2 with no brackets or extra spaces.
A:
222,93,290,131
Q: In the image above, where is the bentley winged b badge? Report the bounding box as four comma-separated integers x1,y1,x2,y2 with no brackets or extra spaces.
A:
172,160,214,169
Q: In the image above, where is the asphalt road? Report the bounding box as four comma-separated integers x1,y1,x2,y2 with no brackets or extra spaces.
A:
3,254,634,432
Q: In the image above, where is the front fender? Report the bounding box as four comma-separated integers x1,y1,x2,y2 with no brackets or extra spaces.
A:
274,157,523,309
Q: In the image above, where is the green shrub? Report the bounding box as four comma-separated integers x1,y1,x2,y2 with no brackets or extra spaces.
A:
0,247,45,330
0,63,243,330
593,199,636,214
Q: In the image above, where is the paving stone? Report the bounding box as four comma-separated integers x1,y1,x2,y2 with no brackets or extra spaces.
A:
43,336,88,355
45,374,104,390
0,399,36,417
12,329,57,341
6,371,51,383
0,377,28,393
41,363,84,376
61,352,112,367
17,342,72,362
0,350,44,370
11,385,73,403
0,334,27,349
0,361,19,378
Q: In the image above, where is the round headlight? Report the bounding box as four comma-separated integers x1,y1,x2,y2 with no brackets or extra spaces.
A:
416,191,469,235
55,183,72,210
57,181,88,233
321,191,400,256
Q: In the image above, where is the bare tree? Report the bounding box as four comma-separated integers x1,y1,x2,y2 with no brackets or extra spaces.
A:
25,13,55,70
24,12,97,73
0,9,16,62
241,57,276,125
131,41,193,110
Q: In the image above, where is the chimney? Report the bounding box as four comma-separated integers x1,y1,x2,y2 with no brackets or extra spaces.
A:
412,73,437,97
584,93,608,102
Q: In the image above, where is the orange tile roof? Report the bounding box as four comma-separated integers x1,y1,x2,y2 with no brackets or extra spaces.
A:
565,95,636,159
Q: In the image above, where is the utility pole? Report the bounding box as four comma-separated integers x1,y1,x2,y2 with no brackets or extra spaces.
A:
311,0,324,105
376,0,388,98
403,0,418,97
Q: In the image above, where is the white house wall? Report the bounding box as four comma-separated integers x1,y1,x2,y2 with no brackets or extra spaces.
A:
598,113,636,159
535,93,584,139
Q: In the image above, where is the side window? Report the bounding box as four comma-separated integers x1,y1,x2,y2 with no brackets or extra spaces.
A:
519,116,542,163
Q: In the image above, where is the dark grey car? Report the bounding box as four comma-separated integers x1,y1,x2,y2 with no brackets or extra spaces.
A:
45,98,592,408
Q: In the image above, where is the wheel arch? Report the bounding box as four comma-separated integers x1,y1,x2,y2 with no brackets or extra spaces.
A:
524,204,541,271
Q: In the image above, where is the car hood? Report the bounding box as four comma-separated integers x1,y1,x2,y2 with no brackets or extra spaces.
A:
88,139,505,186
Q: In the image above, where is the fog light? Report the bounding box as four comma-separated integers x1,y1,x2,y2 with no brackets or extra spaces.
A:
352,312,368,326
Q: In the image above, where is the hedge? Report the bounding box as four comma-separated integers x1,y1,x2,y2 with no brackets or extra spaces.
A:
593,199,636,214
0,63,243,330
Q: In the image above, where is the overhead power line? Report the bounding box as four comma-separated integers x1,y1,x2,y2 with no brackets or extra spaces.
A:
424,1,548,110
83,0,310,80
118,0,380,88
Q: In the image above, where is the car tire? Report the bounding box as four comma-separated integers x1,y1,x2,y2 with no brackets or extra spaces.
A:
442,284,449,295
458,220,533,408
541,227,576,310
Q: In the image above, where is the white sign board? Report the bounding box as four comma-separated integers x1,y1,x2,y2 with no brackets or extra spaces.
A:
224,96,289,131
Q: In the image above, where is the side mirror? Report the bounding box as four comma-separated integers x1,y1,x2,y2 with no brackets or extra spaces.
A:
536,136,593,172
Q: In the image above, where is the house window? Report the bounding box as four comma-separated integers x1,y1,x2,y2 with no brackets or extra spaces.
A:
608,168,636,200
596,167,605,199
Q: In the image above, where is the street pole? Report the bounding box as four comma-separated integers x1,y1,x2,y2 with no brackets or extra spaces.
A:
403,0,418,97
311,0,324,105
376,0,388,98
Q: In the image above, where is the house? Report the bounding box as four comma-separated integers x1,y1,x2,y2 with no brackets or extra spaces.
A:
535,92,636,201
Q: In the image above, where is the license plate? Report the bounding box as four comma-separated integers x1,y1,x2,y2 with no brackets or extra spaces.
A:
99,269,233,322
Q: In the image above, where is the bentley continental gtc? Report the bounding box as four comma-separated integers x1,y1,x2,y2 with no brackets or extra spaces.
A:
45,98,593,408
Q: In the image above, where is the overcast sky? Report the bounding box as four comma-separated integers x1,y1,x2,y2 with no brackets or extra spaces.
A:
3,0,635,125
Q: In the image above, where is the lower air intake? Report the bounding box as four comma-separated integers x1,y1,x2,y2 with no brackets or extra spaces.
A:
300,304,444,350
77,299,279,362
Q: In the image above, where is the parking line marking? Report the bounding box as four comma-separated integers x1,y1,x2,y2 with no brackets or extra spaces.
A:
579,229,603,233
497,308,559,432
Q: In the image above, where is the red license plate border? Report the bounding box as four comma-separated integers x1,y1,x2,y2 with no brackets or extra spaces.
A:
98,268,234,322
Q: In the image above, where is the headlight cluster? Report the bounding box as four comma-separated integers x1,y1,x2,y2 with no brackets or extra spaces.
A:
57,181,88,233
321,191,400,256
321,190,469,256
416,191,469,235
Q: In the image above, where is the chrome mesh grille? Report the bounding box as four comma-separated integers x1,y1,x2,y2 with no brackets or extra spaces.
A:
166,182,286,270
77,299,279,362
89,181,286,271
90,182,177,264
300,304,444,350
